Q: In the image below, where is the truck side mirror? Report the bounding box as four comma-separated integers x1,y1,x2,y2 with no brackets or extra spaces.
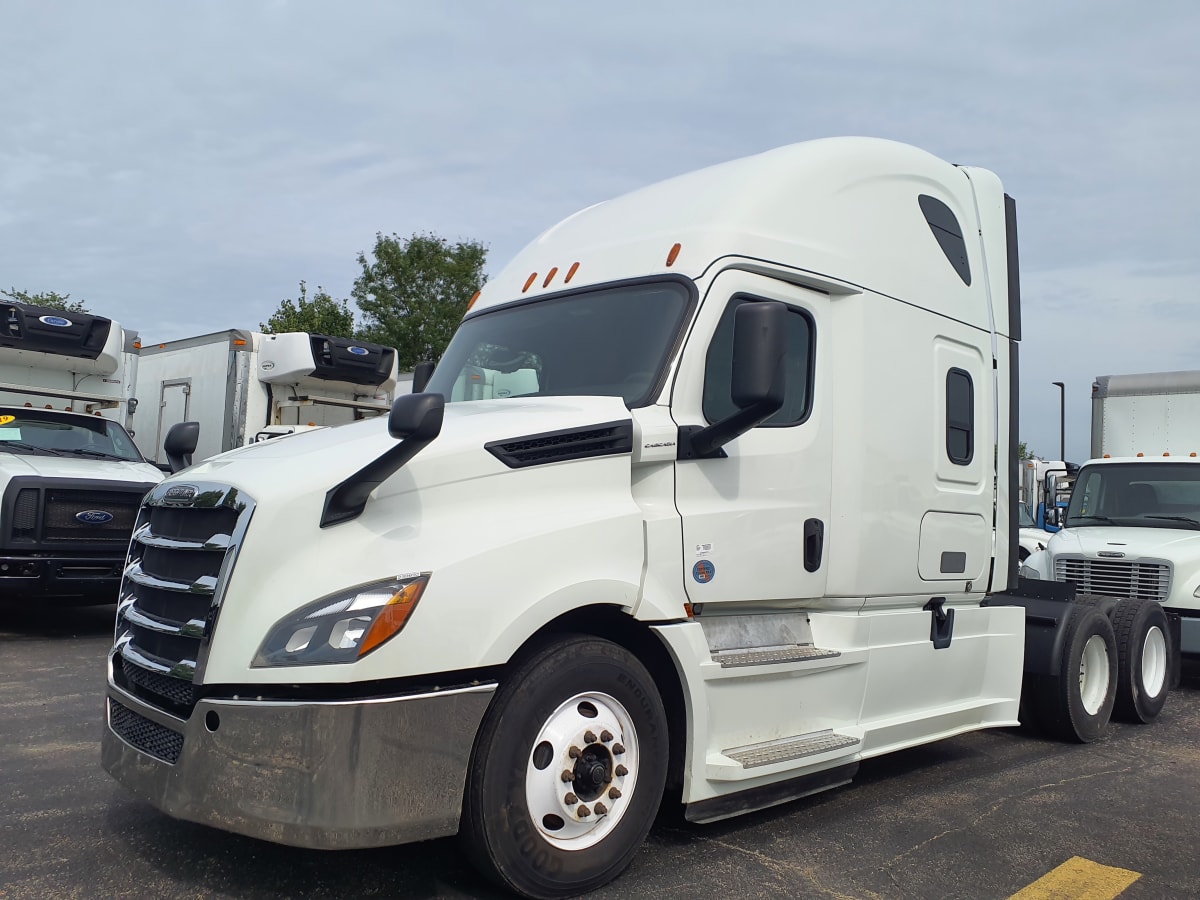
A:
678,301,788,459
322,393,446,527
412,361,435,393
163,421,200,474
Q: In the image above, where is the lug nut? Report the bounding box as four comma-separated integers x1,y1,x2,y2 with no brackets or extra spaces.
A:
584,730,597,743
608,787,622,799
561,769,574,783
578,805,591,818
594,802,608,815
600,730,613,742
612,743,626,755
568,745,582,759
564,792,578,805
615,764,628,777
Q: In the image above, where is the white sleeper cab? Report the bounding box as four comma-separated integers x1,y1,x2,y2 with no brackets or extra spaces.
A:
101,138,1174,898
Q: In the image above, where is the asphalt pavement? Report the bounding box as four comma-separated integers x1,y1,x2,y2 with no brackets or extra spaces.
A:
2,604,1198,899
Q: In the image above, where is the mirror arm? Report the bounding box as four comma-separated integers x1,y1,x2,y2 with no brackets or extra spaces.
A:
677,395,783,460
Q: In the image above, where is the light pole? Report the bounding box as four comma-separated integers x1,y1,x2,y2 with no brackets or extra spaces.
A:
1052,381,1065,461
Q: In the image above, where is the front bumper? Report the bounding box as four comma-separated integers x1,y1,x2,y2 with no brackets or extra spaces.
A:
102,673,496,849
0,553,124,602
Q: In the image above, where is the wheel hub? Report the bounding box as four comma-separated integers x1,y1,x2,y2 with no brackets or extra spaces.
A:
525,691,639,850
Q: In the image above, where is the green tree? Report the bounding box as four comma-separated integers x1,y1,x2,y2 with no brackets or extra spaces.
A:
352,232,487,369
260,281,355,337
2,287,90,313
1018,441,1034,460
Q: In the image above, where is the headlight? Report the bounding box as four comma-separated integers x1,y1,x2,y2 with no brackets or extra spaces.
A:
1019,564,1042,580
253,573,429,667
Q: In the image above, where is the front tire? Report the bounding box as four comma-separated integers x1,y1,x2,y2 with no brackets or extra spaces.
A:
460,635,668,899
1111,598,1170,723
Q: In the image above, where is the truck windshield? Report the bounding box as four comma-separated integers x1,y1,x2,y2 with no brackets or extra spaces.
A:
1065,462,1200,529
0,408,144,462
424,281,693,406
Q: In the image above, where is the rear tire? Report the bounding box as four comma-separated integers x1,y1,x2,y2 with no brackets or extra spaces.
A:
1111,598,1170,723
1033,605,1117,743
460,635,668,899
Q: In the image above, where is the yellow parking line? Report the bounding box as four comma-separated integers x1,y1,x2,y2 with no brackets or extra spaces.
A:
1010,856,1141,899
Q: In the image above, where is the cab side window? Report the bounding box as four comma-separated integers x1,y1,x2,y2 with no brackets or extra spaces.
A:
702,297,814,426
946,367,973,464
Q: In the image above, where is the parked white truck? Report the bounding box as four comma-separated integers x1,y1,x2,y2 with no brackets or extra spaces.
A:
102,139,1172,898
133,329,399,464
1024,369,1200,662
0,300,193,605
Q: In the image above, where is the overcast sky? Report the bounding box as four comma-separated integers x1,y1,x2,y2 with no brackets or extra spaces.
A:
2,1,1197,463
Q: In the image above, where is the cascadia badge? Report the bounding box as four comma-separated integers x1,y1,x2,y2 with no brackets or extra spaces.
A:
39,315,72,327
76,509,114,524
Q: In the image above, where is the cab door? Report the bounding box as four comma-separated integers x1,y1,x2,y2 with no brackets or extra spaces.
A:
672,270,832,606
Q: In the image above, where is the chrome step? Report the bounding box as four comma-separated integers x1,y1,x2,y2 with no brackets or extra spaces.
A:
712,645,841,668
724,730,860,769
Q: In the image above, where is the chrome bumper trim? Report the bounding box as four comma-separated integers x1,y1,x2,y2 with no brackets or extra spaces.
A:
102,677,497,849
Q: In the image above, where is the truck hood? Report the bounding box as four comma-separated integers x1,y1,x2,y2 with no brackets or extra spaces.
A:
173,395,648,684
1049,525,1200,561
181,395,635,507
0,451,163,484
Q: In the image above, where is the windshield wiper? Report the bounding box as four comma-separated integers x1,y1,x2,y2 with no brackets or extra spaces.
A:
0,441,66,456
66,447,127,461
1144,515,1200,529
1067,514,1117,525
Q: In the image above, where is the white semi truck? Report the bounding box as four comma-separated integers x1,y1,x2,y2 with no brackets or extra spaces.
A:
1025,369,1200,663
102,139,1172,898
133,330,400,464
0,300,194,605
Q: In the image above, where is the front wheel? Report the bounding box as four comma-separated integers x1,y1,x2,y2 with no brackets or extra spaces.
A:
460,635,668,899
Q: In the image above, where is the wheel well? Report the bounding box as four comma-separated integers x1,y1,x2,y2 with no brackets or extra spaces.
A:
512,605,689,800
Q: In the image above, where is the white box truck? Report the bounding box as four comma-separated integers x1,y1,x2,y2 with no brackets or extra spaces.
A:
1025,369,1200,662
134,330,399,464
102,139,1173,898
0,300,192,606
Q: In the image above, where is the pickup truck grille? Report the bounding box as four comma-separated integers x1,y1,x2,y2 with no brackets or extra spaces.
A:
1054,556,1171,604
2,478,154,548
111,483,253,722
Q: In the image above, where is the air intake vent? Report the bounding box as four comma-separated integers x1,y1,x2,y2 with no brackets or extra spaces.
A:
12,488,38,538
486,420,633,469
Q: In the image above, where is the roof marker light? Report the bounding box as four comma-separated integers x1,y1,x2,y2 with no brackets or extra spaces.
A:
666,243,682,266
1164,452,1171,457
523,273,538,293
466,290,481,311
543,267,559,288
565,262,580,283
1137,452,1144,457
1192,452,1197,458
1103,454,1111,458
133,341,141,349
233,339,247,346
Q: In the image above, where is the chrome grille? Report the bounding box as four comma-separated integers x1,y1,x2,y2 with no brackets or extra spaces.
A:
113,482,253,718
1055,556,1171,603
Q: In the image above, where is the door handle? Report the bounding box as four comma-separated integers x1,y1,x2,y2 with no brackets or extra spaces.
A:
804,518,824,572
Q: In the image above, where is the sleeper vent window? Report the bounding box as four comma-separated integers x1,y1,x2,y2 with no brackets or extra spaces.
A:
946,368,973,465
919,195,972,286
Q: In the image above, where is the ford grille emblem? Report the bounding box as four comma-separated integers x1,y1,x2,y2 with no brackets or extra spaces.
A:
163,484,198,504
347,346,369,356
39,315,72,327
76,509,114,524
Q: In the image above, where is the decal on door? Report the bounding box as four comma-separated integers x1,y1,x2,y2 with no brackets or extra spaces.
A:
692,560,716,583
